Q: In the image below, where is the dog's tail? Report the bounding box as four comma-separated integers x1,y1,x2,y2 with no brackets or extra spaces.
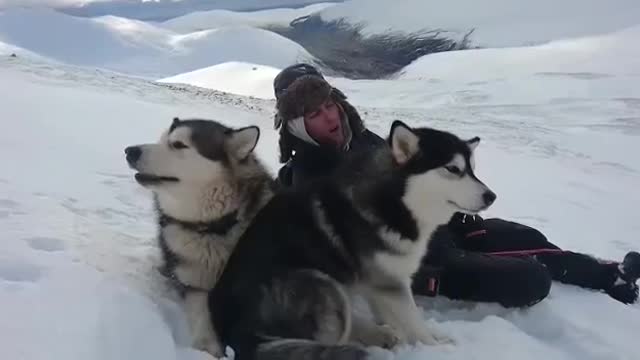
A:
256,339,369,360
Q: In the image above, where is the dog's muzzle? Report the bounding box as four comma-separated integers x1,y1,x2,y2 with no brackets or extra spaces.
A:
483,190,497,207
125,146,142,166
448,189,497,214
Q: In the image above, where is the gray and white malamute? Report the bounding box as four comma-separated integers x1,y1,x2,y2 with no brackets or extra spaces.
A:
209,120,497,360
124,118,275,357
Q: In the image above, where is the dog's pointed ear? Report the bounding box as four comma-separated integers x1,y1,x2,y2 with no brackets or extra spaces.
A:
227,126,260,160
389,120,420,165
467,136,480,152
170,117,181,132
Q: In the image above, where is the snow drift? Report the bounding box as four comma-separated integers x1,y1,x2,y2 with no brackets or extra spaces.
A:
399,25,640,81
0,40,45,58
159,62,282,99
160,26,312,76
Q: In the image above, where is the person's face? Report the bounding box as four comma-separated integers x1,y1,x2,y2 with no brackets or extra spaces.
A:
303,100,345,147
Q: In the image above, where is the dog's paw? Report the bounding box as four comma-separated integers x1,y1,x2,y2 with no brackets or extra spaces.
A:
194,339,226,358
410,328,455,346
367,324,402,349
429,332,455,346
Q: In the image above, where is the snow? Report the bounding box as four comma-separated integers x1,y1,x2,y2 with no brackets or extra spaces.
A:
319,0,640,47
55,0,343,22
2,41,640,359
0,8,168,66
161,26,312,76
159,62,282,99
162,25,640,108
328,25,640,109
161,3,336,33
0,40,46,58
1,0,640,359
398,25,640,81
0,8,314,78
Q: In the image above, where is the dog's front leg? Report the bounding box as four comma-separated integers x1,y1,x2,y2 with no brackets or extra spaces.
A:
349,312,401,349
362,283,452,346
184,290,225,358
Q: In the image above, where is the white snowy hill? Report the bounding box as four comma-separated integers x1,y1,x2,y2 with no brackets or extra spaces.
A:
159,62,283,99
52,0,341,21
319,0,640,47
1,0,640,359
0,6,319,78
158,25,640,103
160,3,335,33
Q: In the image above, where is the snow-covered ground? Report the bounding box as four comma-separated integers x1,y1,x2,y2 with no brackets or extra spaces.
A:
2,48,640,360
1,0,640,359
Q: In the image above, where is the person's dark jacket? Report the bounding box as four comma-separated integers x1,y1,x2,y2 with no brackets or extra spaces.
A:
276,128,385,188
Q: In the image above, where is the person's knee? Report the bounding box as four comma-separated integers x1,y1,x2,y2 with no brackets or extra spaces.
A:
500,260,551,308
524,263,552,306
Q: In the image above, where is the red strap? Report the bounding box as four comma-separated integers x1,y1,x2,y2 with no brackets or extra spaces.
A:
421,276,440,297
465,229,487,238
486,248,565,256
428,278,437,291
464,229,565,256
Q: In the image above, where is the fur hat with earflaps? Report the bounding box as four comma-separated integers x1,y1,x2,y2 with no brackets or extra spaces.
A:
273,64,366,163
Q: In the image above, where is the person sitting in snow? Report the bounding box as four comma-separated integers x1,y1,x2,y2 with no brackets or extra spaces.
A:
271,62,640,306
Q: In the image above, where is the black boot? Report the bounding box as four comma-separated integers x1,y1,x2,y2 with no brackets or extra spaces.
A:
620,251,640,283
605,252,640,304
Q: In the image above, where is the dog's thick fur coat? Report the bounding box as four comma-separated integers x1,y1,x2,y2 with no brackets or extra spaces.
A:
209,120,496,360
125,118,276,357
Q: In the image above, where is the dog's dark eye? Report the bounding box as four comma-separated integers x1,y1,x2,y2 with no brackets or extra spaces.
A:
445,165,462,175
171,141,188,149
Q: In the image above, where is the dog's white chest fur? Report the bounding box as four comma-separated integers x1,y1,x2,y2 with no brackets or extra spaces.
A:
372,227,430,283
161,223,241,290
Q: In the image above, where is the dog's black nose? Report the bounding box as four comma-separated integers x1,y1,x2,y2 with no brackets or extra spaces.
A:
125,146,142,164
483,190,497,206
